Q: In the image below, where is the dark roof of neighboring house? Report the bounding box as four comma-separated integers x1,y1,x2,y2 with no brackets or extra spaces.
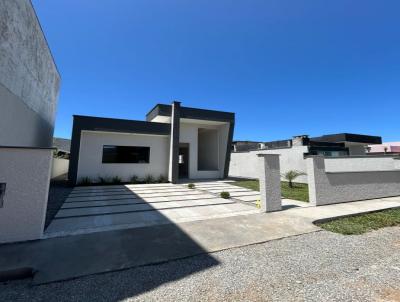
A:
53,137,71,153
311,133,382,144
146,104,235,123
232,141,262,144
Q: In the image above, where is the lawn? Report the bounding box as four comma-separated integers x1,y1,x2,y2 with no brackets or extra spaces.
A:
316,208,400,235
232,180,309,202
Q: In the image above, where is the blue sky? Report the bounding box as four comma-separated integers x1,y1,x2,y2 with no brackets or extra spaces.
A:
32,0,400,142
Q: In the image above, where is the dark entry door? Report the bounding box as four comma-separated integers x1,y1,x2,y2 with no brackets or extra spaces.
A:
178,145,189,179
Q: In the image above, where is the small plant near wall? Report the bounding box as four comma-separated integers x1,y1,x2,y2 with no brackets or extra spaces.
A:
188,183,195,189
111,176,122,184
79,177,92,186
282,170,306,188
157,174,168,183
98,176,110,185
220,191,230,199
130,175,139,184
144,175,155,184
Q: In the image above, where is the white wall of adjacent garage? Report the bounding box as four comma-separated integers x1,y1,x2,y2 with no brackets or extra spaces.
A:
77,131,170,182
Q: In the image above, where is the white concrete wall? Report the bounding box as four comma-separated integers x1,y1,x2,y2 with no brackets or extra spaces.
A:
0,147,52,243
77,131,170,182
229,151,260,179
0,0,60,147
180,122,228,179
325,156,399,172
229,146,309,183
307,156,400,206
51,158,69,179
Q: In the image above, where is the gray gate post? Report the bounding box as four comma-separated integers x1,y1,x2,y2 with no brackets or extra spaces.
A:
257,154,282,212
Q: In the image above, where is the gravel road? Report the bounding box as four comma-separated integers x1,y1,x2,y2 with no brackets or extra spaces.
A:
1,227,399,302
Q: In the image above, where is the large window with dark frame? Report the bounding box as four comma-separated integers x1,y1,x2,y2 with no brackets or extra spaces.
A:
102,145,150,164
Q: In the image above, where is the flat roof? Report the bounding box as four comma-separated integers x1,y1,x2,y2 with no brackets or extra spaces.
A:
73,115,171,136
311,133,382,144
146,104,235,123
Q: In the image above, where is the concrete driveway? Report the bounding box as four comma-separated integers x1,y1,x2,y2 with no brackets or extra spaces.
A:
45,183,259,237
186,180,310,209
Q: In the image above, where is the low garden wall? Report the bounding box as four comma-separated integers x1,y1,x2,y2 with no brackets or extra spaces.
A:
307,156,400,206
51,158,69,179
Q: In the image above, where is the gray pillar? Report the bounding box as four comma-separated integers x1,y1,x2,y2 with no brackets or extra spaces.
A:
168,101,181,183
257,154,282,212
305,155,327,206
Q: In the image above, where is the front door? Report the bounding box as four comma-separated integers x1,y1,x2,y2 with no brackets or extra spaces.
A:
178,145,189,179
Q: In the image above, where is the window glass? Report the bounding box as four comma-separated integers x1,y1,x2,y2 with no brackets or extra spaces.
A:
102,146,150,163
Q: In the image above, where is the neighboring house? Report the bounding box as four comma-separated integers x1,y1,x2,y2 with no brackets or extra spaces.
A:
310,133,382,156
53,137,71,159
229,133,382,183
0,0,60,243
52,138,71,179
232,141,264,152
68,102,234,185
367,142,400,155
53,137,71,154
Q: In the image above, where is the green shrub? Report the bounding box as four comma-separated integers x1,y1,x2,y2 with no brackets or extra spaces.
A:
157,174,168,183
188,183,195,189
281,170,306,188
220,191,230,199
79,177,92,186
98,176,110,184
130,175,139,184
144,175,155,184
111,176,122,184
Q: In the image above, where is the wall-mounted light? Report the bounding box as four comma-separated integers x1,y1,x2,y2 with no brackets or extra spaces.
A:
179,155,184,164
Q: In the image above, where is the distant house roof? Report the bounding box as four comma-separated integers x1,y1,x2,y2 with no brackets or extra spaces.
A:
53,137,71,153
311,133,382,145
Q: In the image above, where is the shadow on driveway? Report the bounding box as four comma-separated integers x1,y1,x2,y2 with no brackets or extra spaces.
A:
1,183,220,299
45,176,73,228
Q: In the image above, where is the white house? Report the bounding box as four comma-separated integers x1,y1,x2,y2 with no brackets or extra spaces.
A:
230,133,383,183
68,102,235,185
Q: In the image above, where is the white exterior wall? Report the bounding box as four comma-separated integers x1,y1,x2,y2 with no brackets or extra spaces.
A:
77,131,170,182
198,129,219,170
0,0,60,147
0,148,52,243
229,146,309,183
51,158,69,179
324,156,399,172
307,156,400,206
229,151,261,179
180,122,228,179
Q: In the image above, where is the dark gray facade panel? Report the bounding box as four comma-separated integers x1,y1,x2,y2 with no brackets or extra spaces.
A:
224,121,235,178
169,102,181,183
147,104,234,123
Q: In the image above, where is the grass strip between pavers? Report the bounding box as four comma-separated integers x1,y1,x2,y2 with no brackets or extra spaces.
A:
232,180,309,202
316,208,400,235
